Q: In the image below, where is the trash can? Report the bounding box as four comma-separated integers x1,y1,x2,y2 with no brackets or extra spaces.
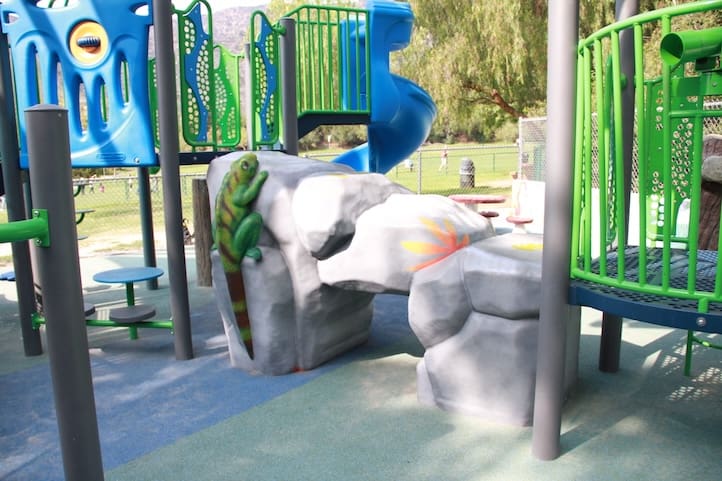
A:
459,157,475,188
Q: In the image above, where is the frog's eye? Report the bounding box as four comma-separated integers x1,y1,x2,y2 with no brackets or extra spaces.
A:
241,161,249,170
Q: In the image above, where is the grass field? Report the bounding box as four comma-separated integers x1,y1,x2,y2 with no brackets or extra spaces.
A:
1,143,518,260
309,143,517,195
384,143,517,195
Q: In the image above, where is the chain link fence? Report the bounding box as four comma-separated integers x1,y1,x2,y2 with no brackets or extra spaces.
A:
314,144,517,195
519,108,722,193
515,105,722,239
69,171,201,256
518,117,547,182
1,146,517,261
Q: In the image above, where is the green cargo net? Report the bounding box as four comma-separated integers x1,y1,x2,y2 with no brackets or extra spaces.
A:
571,0,722,304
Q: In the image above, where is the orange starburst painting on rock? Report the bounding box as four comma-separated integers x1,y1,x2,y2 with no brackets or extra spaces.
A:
401,217,470,272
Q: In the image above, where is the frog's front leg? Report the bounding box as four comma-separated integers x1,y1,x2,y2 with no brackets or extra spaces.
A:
232,170,269,207
232,212,264,261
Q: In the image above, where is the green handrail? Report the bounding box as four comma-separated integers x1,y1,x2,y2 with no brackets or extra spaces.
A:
283,5,370,117
0,209,49,247
249,4,372,148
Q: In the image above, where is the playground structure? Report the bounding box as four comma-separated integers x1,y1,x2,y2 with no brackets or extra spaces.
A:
0,1,435,478
568,1,722,376
535,0,722,460
249,0,436,172
2,0,721,478
0,0,193,363
0,0,432,360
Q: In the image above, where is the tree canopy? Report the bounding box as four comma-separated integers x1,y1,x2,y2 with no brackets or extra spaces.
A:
399,0,622,142
264,0,722,144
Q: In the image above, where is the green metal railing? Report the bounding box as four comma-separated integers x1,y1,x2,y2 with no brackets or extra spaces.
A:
249,5,371,148
285,5,370,118
571,0,722,305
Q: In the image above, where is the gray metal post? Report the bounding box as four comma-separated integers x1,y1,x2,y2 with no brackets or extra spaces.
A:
531,0,579,461
599,313,623,372
618,0,639,228
153,0,194,360
0,33,42,356
280,18,299,156
26,105,104,481
137,167,158,290
416,151,422,194
600,0,640,373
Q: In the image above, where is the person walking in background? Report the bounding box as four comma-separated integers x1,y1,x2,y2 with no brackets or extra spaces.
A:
439,146,449,173
404,157,414,172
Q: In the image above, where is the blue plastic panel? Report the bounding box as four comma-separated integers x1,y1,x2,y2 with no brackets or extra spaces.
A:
0,0,157,168
179,1,211,144
254,16,278,144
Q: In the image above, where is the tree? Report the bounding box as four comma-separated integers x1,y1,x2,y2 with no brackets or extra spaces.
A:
397,1,549,140
399,1,626,140
263,0,720,143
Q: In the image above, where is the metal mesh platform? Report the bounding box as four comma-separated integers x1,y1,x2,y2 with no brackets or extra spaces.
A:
569,247,722,334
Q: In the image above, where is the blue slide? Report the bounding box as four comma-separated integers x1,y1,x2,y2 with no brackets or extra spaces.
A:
333,0,437,174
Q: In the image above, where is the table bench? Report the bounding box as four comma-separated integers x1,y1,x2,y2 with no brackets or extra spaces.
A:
92,266,171,339
448,193,509,227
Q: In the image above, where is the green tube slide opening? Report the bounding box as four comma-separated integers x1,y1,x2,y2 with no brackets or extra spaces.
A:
660,27,722,68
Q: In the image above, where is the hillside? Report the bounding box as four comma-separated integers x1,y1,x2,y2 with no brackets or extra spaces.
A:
207,5,262,54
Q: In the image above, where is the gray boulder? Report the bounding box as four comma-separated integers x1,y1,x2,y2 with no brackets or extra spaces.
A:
211,248,295,375
293,172,411,259
410,233,545,425
318,193,494,293
702,154,722,183
407,251,470,348
207,152,578,427
463,234,544,319
207,152,384,373
417,311,540,425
